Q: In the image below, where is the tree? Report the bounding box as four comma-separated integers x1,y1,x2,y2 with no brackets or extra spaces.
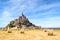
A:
6,20,15,28
21,20,26,25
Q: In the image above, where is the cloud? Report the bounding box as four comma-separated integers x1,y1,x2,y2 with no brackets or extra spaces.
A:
0,11,14,28
0,0,60,28
29,16,60,28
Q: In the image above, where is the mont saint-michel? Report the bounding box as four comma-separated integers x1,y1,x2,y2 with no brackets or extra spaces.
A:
5,12,41,30
0,0,60,40
0,13,60,40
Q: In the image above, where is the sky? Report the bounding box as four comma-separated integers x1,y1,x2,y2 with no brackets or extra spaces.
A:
0,0,60,28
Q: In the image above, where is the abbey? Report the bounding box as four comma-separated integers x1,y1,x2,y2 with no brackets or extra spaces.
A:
6,12,41,29
15,12,30,28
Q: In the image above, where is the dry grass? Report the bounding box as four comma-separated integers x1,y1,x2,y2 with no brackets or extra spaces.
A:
0,29,60,40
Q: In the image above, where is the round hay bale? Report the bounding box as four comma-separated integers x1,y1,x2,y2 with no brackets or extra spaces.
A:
48,31,53,36
8,30,12,33
20,31,24,34
20,29,24,34
47,30,54,36
44,29,47,32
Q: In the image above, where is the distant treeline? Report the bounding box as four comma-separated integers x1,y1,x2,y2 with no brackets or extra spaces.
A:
0,28,2,29
42,28,60,29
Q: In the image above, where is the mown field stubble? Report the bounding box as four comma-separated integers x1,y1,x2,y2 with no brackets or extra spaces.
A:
0,29,60,40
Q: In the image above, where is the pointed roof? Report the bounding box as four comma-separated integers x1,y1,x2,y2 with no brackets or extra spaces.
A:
22,12,24,16
21,12,26,18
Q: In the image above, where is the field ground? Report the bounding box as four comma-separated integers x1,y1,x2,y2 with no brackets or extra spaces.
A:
0,29,60,40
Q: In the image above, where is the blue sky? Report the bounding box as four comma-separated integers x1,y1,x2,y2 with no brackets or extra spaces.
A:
0,0,60,28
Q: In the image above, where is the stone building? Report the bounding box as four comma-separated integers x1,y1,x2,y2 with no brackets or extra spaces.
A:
6,12,41,29
15,12,29,28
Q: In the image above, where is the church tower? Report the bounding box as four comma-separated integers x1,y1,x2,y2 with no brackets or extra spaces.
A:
21,12,26,21
22,12,24,16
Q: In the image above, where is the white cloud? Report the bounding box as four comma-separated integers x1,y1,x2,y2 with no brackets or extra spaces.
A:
29,16,60,28
4,0,37,12
2,11,10,18
0,11,14,28
0,0,60,28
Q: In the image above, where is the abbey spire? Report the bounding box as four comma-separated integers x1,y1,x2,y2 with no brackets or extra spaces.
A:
5,12,41,29
22,12,24,16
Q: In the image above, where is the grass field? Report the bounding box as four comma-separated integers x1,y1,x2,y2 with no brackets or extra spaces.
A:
0,29,60,40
